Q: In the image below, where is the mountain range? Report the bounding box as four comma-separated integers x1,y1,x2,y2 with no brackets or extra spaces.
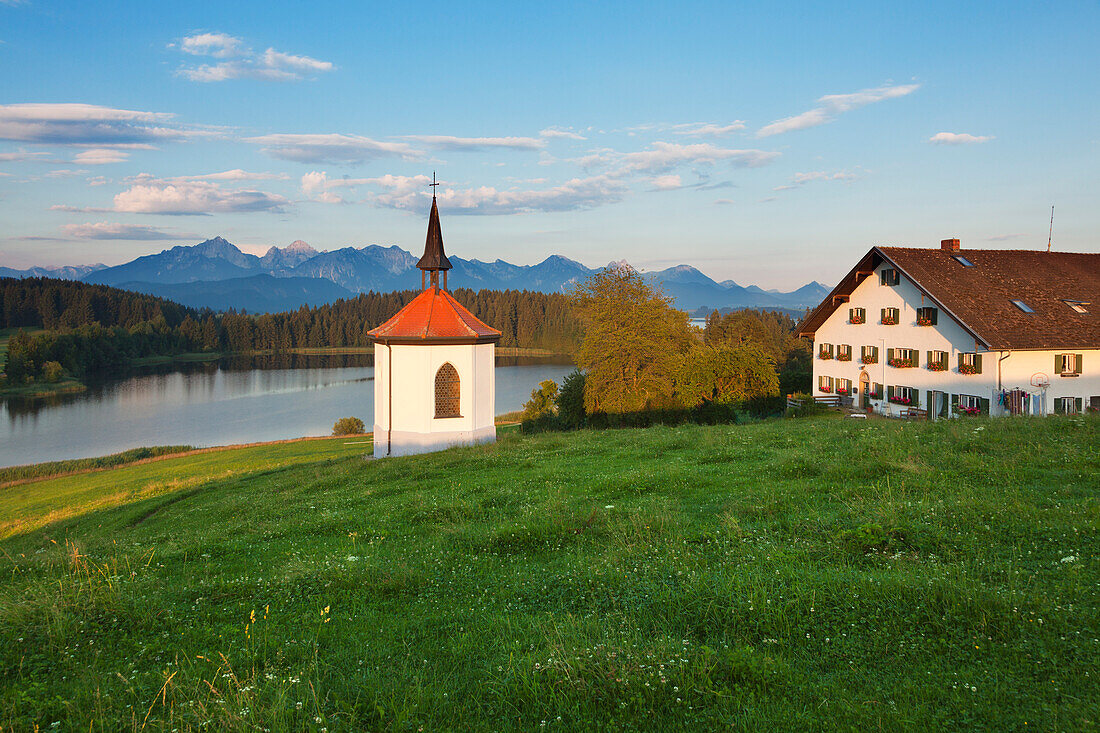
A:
2,237,829,314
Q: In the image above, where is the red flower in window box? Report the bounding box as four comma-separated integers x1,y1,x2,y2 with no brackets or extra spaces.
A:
819,385,832,393
959,364,977,375
869,392,881,399
881,316,898,325
927,362,946,371
836,388,849,396
819,349,833,360
917,317,933,326
888,396,912,405
959,406,980,416
849,314,865,324
861,355,878,364
888,358,914,368
837,353,851,361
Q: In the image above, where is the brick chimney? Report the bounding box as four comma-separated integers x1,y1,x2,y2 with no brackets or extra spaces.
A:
941,238,960,251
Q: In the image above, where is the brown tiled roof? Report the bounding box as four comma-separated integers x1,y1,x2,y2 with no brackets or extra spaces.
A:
368,287,501,344
798,247,1100,350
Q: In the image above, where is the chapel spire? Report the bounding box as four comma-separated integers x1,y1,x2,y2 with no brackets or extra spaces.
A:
416,173,452,288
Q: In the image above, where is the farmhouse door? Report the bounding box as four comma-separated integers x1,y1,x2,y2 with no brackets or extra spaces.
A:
859,372,870,409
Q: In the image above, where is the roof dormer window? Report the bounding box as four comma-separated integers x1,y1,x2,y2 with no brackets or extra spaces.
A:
1011,299,1034,313
1064,300,1090,314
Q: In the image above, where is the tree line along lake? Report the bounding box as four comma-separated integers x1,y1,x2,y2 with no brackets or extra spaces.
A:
0,353,574,468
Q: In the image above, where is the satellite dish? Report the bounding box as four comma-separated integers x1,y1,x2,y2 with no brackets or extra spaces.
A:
1030,372,1050,389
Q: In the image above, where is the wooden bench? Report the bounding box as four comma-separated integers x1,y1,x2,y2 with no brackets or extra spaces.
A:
901,407,928,420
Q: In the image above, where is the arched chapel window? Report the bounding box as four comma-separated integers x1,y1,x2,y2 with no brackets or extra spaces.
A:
434,363,461,418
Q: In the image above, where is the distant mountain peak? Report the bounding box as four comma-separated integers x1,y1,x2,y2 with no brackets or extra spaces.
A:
286,240,316,253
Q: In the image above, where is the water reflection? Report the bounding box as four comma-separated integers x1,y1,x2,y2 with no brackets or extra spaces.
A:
1,353,573,467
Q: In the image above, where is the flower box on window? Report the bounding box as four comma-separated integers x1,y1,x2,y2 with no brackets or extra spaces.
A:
837,352,851,362
888,358,915,368
869,391,881,399
888,396,912,405
881,316,898,325
917,317,933,326
819,349,833,360
819,385,832,393
861,355,877,365
927,362,946,371
836,387,850,396
849,314,865,324
958,406,980,416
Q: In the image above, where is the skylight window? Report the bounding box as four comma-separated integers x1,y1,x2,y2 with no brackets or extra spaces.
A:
953,255,975,267
1011,299,1035,313
1064,300,1090,314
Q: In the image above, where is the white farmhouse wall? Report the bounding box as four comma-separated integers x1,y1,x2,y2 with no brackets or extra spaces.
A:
811,261,1100,416
373,342,496,457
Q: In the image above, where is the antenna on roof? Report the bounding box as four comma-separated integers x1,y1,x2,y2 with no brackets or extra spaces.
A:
1047,204,1055,253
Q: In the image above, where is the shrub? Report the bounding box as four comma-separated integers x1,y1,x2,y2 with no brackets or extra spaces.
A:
522,380,559,421
557,369,587,429
332,417,365,436
42,360,65,383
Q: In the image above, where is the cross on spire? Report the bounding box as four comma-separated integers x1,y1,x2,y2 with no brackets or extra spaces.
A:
429,171,439,198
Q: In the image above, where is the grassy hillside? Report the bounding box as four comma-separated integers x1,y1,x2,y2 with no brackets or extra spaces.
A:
0,417,1097,730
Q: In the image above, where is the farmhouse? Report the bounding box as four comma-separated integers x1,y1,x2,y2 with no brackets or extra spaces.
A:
797,239,1100,417
367,192,502,456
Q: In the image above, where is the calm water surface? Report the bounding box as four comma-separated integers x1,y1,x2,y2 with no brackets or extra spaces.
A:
0,354,574,467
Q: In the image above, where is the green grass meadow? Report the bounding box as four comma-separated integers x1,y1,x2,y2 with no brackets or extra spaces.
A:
0,417,1097,730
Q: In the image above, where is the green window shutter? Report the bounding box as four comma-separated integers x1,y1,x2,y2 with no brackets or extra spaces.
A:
931,309,938,325
874,382,883,397
975,354,983,374
1055,399,1065,415
1076,398,1083,413
873,346,879,361
979,397,990,415
926,350,932,368
950,394,959,413
887,348,895,362
1077,354,1083,373
881,308,887,322
1055,354,1062,373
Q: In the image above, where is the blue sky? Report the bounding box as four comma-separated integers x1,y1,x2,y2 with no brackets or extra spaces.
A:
1,0,1097,288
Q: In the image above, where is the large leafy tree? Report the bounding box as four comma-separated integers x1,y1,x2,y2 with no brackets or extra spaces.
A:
570,266,694,414
676,344,779,407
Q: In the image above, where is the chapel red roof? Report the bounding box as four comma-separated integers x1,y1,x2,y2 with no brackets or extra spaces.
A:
368,286,501,344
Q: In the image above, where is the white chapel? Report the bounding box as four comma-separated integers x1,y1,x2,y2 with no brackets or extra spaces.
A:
367,193,501,457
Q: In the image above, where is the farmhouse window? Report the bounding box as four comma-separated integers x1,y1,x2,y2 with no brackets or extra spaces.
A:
881,307,899,325
837,344,852,361
818,376,834,393
954,393,989,416
1056,353,1083,377
871,382,883,399
887,385,917,406
818,343,834,360
926,350,948,371
836,378,852,395
959,353,983,375
1064,300,1089,314
434,363,461,418
1011,299,1035,313
849,307,866,324
1055,397,1083,415
861,345,879,364
887,347,917,368
880,268,900,286
916,307,938,326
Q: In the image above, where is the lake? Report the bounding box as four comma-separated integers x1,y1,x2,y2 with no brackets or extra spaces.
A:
0,354,575,468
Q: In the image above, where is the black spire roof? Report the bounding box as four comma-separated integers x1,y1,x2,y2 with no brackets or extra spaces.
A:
416,196,452,271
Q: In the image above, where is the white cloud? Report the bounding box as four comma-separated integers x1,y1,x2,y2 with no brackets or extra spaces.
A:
0,150,51,161
0,103,192,146
247,133,419,164
929,132,993,145
539,127,586,141
773,170,858,192
112,177,288,215
400,135,545,151
61,222,186,240
73,148,129,164
180,32,246,58
300,170,377,203
583,141,779,175
988,233,1025,241
361,173,626,215
175,33,334,82
650,174,682,190
171,169,289,182
670,122,747,138
714,198,735,205
757,83,920,137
